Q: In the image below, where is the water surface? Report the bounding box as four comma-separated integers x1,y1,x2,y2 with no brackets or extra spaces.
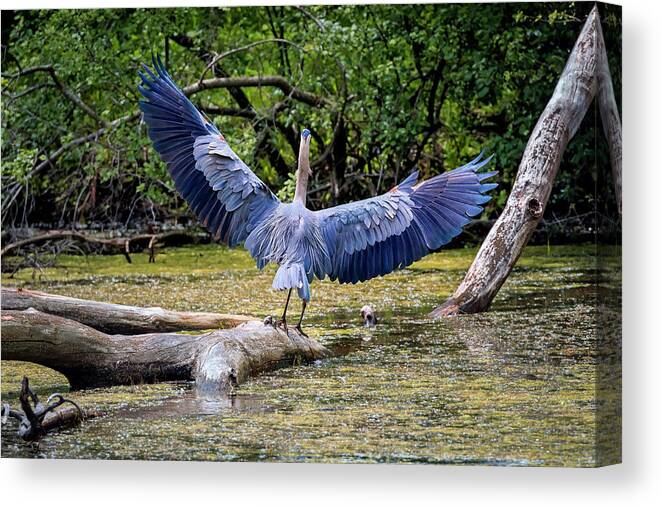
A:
1,244,620,465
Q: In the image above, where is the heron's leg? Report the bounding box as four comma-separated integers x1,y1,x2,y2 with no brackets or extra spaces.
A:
276,289,292,333
293,300,309,338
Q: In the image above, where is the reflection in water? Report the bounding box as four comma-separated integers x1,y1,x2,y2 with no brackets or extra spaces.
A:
1,245,620,465
116,390,273,420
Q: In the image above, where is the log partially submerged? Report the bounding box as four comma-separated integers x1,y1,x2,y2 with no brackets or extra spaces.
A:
1,289,330,392
2,308,329,392
431,6,621,318
2,287,254,334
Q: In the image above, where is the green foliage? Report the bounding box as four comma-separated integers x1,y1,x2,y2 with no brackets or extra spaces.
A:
3,147,38,183
1,3,621,230
276,172,297,202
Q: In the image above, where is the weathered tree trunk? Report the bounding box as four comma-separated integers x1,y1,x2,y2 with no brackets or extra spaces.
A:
1,288,253,334
431,6,621,318
2,308,329,392
595,15,622,214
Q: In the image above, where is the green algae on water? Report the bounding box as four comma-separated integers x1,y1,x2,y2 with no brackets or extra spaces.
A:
1,244,620,465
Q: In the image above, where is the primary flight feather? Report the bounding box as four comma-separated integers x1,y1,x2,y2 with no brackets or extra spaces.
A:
138,57,497,334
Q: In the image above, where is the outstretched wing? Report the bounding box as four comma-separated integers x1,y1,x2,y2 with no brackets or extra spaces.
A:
138,57,279,247
315,152,497,284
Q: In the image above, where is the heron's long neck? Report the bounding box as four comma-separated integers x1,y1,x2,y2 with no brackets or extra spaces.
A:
294,142,310,204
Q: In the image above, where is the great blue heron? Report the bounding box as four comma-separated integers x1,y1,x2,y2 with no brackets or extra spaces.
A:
138,58,496,336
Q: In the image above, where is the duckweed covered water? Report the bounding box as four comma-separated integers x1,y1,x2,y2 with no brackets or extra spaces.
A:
1,244,620,465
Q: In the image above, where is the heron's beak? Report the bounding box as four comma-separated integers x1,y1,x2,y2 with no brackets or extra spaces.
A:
301,129,312,174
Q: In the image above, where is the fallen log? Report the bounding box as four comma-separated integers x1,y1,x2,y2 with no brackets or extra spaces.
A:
1,309,330,392
38,405,102,432
431,6,621,318
0,229,206,263
1,287,254,334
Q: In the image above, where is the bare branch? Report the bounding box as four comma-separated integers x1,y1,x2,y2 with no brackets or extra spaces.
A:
199,38,307,83
198,104,256,119
2,82,56,105
294,6,326,31
184,75,329,108
0,228,203,264
2,287,253,333
28,111,141,179
6,64,108,126
4,64,53,80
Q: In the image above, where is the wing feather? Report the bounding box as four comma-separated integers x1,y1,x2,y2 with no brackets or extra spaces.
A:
138,57,279,247
316,152,497,284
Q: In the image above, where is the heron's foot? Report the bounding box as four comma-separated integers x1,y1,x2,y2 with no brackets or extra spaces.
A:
276,318,289,335
263,315,275,327
293,324,309,339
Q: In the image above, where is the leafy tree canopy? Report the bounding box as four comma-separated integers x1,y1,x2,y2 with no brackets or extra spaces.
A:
1,3,621,233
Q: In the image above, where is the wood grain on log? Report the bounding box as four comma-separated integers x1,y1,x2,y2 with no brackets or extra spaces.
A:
39,405,103,432
2,288,254,334
1,309,330,392
431,6,620,318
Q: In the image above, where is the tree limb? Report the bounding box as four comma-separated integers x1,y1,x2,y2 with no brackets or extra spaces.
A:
432,7,591,316
171,34,303,175
198,38,307,83
294,6,326,31
6,64,108,126
27,111,141,179
0,229,205,263
18,61,326,182
198,104,257,119
1,82,56,104
1,376,100,441
183,75,329,108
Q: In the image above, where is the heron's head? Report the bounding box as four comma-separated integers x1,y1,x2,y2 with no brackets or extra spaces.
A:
298,129,312,175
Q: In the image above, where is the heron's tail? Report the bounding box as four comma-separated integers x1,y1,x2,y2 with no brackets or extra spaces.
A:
273,263,310,302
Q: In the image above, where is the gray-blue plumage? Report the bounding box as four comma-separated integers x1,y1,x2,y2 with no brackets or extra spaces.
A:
138,58,497,327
